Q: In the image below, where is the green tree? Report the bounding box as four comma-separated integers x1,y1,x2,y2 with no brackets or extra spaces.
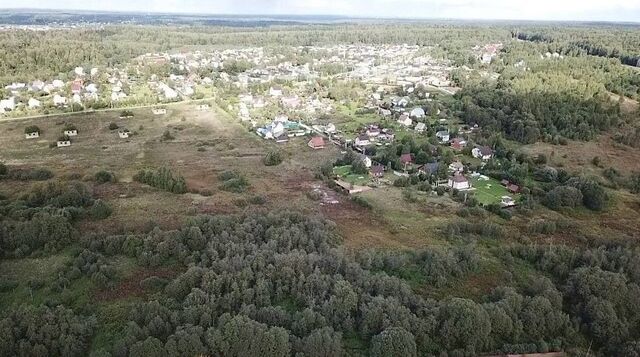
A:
370,327,417,357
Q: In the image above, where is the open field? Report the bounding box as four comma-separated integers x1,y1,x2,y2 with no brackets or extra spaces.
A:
470,176,519,205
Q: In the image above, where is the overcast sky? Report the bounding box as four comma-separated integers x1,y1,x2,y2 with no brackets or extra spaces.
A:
2,0,640,22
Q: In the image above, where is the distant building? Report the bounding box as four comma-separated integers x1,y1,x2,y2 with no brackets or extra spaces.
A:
448,174,470,190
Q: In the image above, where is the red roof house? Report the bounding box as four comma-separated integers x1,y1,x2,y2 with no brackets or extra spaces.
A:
308,136,325,150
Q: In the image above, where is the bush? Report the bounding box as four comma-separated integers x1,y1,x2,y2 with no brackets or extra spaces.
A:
134,167,188,194
393,176,411,187
544,185,583,210
350,195,372,209
90,200,112,220
0,162,7,176
120,110,134,117
94,170,116,184
218,171,249,193
108,123,119,130
8,168,54,181
263,150,283,166
161,130,175,141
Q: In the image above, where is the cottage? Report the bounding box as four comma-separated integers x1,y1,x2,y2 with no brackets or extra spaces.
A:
71,80,83,94
25,130,40,139
64,129,78,136
53,94,67,106
366,126,381,137
436,130,450,143
400,153,413,167
52,79,65,88
308,136,325,150
152,108,167,115
371,165,385,178
355,134,371,147
85,83,98,93
324,123,336,135
28,98,41,109
74,67,85,76
415,122,426,132
418,162,440,176
378,108,392,117
410,107,426,118
449,161,464,173
30,80,45,91
397,115,412,127
472,146,493,160
281,96,301,109
118,130,130,139
507,184,520,194
448,174,470,190
450,137,467,151
0,97,16,112
269,86,283,97
57,139,71,147
501,196,516,207
359,154,372,168
197,104,210,111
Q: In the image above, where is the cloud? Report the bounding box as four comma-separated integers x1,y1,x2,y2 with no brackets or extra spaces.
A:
1,0,639,21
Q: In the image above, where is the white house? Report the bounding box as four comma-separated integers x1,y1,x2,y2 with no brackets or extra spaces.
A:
0,97,16,112
28,98,41,109
415,122,426,132
52,79,65,88
85,83,98,93
436,130,450,143
25,131,39,139
74,67,85,76
90,67,99,76
73,94,83,104
448,174,470,190
57,140,71,147
359,154,372,168
152,108,167,115
410,107,426,118
397,115,412,127
325,123,336,134
472,146,493,160
197,104,210,111
449,161,464,173
64,129,78,136
269,87,283,97
118,130,130,139
501,196,516,207
53,94,67,106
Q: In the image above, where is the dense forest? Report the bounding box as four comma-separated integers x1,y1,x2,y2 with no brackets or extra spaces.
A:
1,159,639,356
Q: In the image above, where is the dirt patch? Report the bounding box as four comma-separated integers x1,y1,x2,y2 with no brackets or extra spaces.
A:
94,267,179,302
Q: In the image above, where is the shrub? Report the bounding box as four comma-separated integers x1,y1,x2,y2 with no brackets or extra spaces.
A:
161,130,175,141
90,200,112,220
0,162,7,176
393,176,411,187
263,150,283,166
120,110,134,117
108,123,119,130
218,171,249,193
350,195,372,209
134,167,188,194
94,170,116,184
544,185,583,210
248,195,266,205
8,168,54,181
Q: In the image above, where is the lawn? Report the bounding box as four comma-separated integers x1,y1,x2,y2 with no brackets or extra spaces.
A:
469,176,518,205
333,165,370,185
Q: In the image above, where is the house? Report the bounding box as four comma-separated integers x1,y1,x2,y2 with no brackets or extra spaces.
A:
410,107,425,118
28,98,41,109
85,83,98,93
397,115,412,127
448,174,470,190
449,161,464,173
275,132,289,143
72,94,83,104
1,97,16,112
25,131,39,139
371,165,385,178
507,184,520,194
472,146,493,160
392,96,409,107
53,95,67,106
152,108,167,115
64,129,78,136
450,137,467,151
436,130,450,143
355,134,370,147
324,123,336,135
308,136,325,150
281,96,301,109
118,130,130,139
366,126,381,137
359,154,372,168
378,108,392,117
418,162,440,176
501,196,516,207
52,79,65,88
71,80,83,94
269,86,283,97
400,153,413,167
415,122,426,133
57,139,71,147
74,67,84,76
197,104,210,111
30,80,45,91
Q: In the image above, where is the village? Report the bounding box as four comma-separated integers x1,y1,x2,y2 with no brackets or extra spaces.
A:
2,42,520,208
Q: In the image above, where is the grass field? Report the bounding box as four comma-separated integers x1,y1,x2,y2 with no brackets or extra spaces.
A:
470,176,518,205
333,165,371,185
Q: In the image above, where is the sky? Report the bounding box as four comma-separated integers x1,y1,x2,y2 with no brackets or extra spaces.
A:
1,0,640,22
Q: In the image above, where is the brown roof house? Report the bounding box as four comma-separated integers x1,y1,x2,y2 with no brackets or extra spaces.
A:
308,136,325,150
448,173,470,190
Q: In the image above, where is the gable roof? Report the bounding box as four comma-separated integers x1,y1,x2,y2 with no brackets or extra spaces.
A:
400,153,412,164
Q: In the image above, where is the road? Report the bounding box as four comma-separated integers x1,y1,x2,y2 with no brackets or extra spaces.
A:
0,96,217,123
